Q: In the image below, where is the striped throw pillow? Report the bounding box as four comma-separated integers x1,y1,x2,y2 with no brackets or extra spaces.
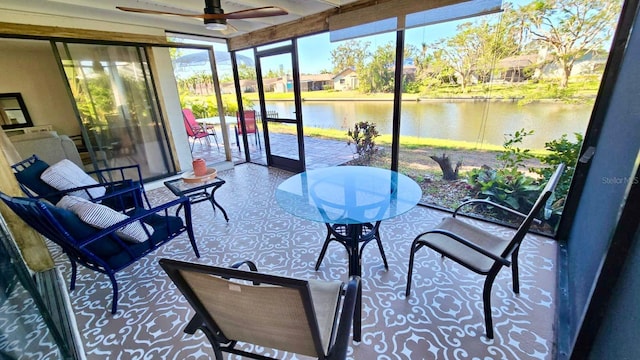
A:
57,195,153,243
40,159,106,200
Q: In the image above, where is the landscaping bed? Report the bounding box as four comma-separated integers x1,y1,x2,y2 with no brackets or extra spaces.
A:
346,145,543,210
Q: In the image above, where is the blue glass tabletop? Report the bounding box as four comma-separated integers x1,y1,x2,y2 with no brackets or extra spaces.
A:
275,166,422,224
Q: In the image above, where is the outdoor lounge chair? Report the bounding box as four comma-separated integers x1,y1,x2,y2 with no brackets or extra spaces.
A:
0,185,199,314
405,163,565,339
12,154,150,211
159,258,360,360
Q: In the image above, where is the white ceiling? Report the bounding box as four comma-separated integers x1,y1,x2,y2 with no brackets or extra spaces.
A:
0,0,362,39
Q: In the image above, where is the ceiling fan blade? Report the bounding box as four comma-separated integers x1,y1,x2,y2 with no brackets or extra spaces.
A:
117,5,287,20
116,6,208,19
221,6,288,19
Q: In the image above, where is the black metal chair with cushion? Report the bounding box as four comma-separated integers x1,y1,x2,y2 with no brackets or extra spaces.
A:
12,154,150,211
159,258,360,360
0,185,199,314
405,163,565,339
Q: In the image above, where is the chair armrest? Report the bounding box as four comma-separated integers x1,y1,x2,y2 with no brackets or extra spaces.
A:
87,164,143,184
453,198,542,224
329,276,360,360
229,260,259,284
231,260,258,271
421,229,511,266
76,196,189,247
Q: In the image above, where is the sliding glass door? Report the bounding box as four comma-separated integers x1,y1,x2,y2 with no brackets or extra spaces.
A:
54,42,174,180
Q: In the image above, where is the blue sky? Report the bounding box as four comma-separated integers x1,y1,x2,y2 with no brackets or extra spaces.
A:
293,0,533,74
293,17,489,74
181,0,535,76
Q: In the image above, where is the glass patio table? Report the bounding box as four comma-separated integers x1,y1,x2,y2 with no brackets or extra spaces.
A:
275,166,422,341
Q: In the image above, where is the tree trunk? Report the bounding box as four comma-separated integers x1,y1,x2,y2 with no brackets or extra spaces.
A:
430,153,462,180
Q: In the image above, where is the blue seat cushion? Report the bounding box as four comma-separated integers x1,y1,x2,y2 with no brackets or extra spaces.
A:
14,159,62,203
101,180,144,211
45,203,151,270
126,208,185,247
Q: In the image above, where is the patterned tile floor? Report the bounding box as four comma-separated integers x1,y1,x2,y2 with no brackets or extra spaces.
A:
46,163,557,359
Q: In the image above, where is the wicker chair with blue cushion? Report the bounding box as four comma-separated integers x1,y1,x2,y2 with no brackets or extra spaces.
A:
12,154,150,211
0,185,199,314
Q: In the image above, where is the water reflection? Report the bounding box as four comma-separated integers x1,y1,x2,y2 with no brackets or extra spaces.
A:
270,100,592,149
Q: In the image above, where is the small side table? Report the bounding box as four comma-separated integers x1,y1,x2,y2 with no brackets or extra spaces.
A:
164,176,229,222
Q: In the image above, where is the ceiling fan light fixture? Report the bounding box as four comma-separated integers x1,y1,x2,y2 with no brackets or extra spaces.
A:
205,21,227,31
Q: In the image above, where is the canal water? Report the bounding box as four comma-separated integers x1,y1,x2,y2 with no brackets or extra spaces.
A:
267,100,593,149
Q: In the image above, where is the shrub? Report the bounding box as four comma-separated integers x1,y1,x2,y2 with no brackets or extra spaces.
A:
347,121,380,165
497,128,535,169
533,132,584,215
468,128,540,212
467,166,541,212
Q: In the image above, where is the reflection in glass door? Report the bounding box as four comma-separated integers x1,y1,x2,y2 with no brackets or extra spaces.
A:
54,42,174,180
255,43,305,173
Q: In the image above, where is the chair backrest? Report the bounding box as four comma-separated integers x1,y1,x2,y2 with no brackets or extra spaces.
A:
12,155,62,203
12,154,148,211
159,258,339,358
502,163,566,258
236,110,257,135
182,109,202,137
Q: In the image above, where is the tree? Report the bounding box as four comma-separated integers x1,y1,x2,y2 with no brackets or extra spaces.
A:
430,153,462,180
521,0,621,87
433,22,484,90
433,19,518,91
359,42,396,93
412,43,434,83
237,63,256,80
330,39,370,73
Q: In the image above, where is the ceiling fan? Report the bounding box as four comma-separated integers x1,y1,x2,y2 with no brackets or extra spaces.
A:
116,0,288,32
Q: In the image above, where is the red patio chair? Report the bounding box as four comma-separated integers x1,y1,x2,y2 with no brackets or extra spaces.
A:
183,109,219,151
235,110,261,152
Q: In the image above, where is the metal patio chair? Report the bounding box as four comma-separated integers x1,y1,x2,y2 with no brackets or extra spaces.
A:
160,258,360,360
405,163,565,339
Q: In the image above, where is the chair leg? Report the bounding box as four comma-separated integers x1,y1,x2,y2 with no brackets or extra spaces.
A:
511,250,520,294
212,133,220,150
184,205,200,258
69,258,77,291
198,322,225,360
109,272,119,314
483,270,500,339
405,239,424,297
